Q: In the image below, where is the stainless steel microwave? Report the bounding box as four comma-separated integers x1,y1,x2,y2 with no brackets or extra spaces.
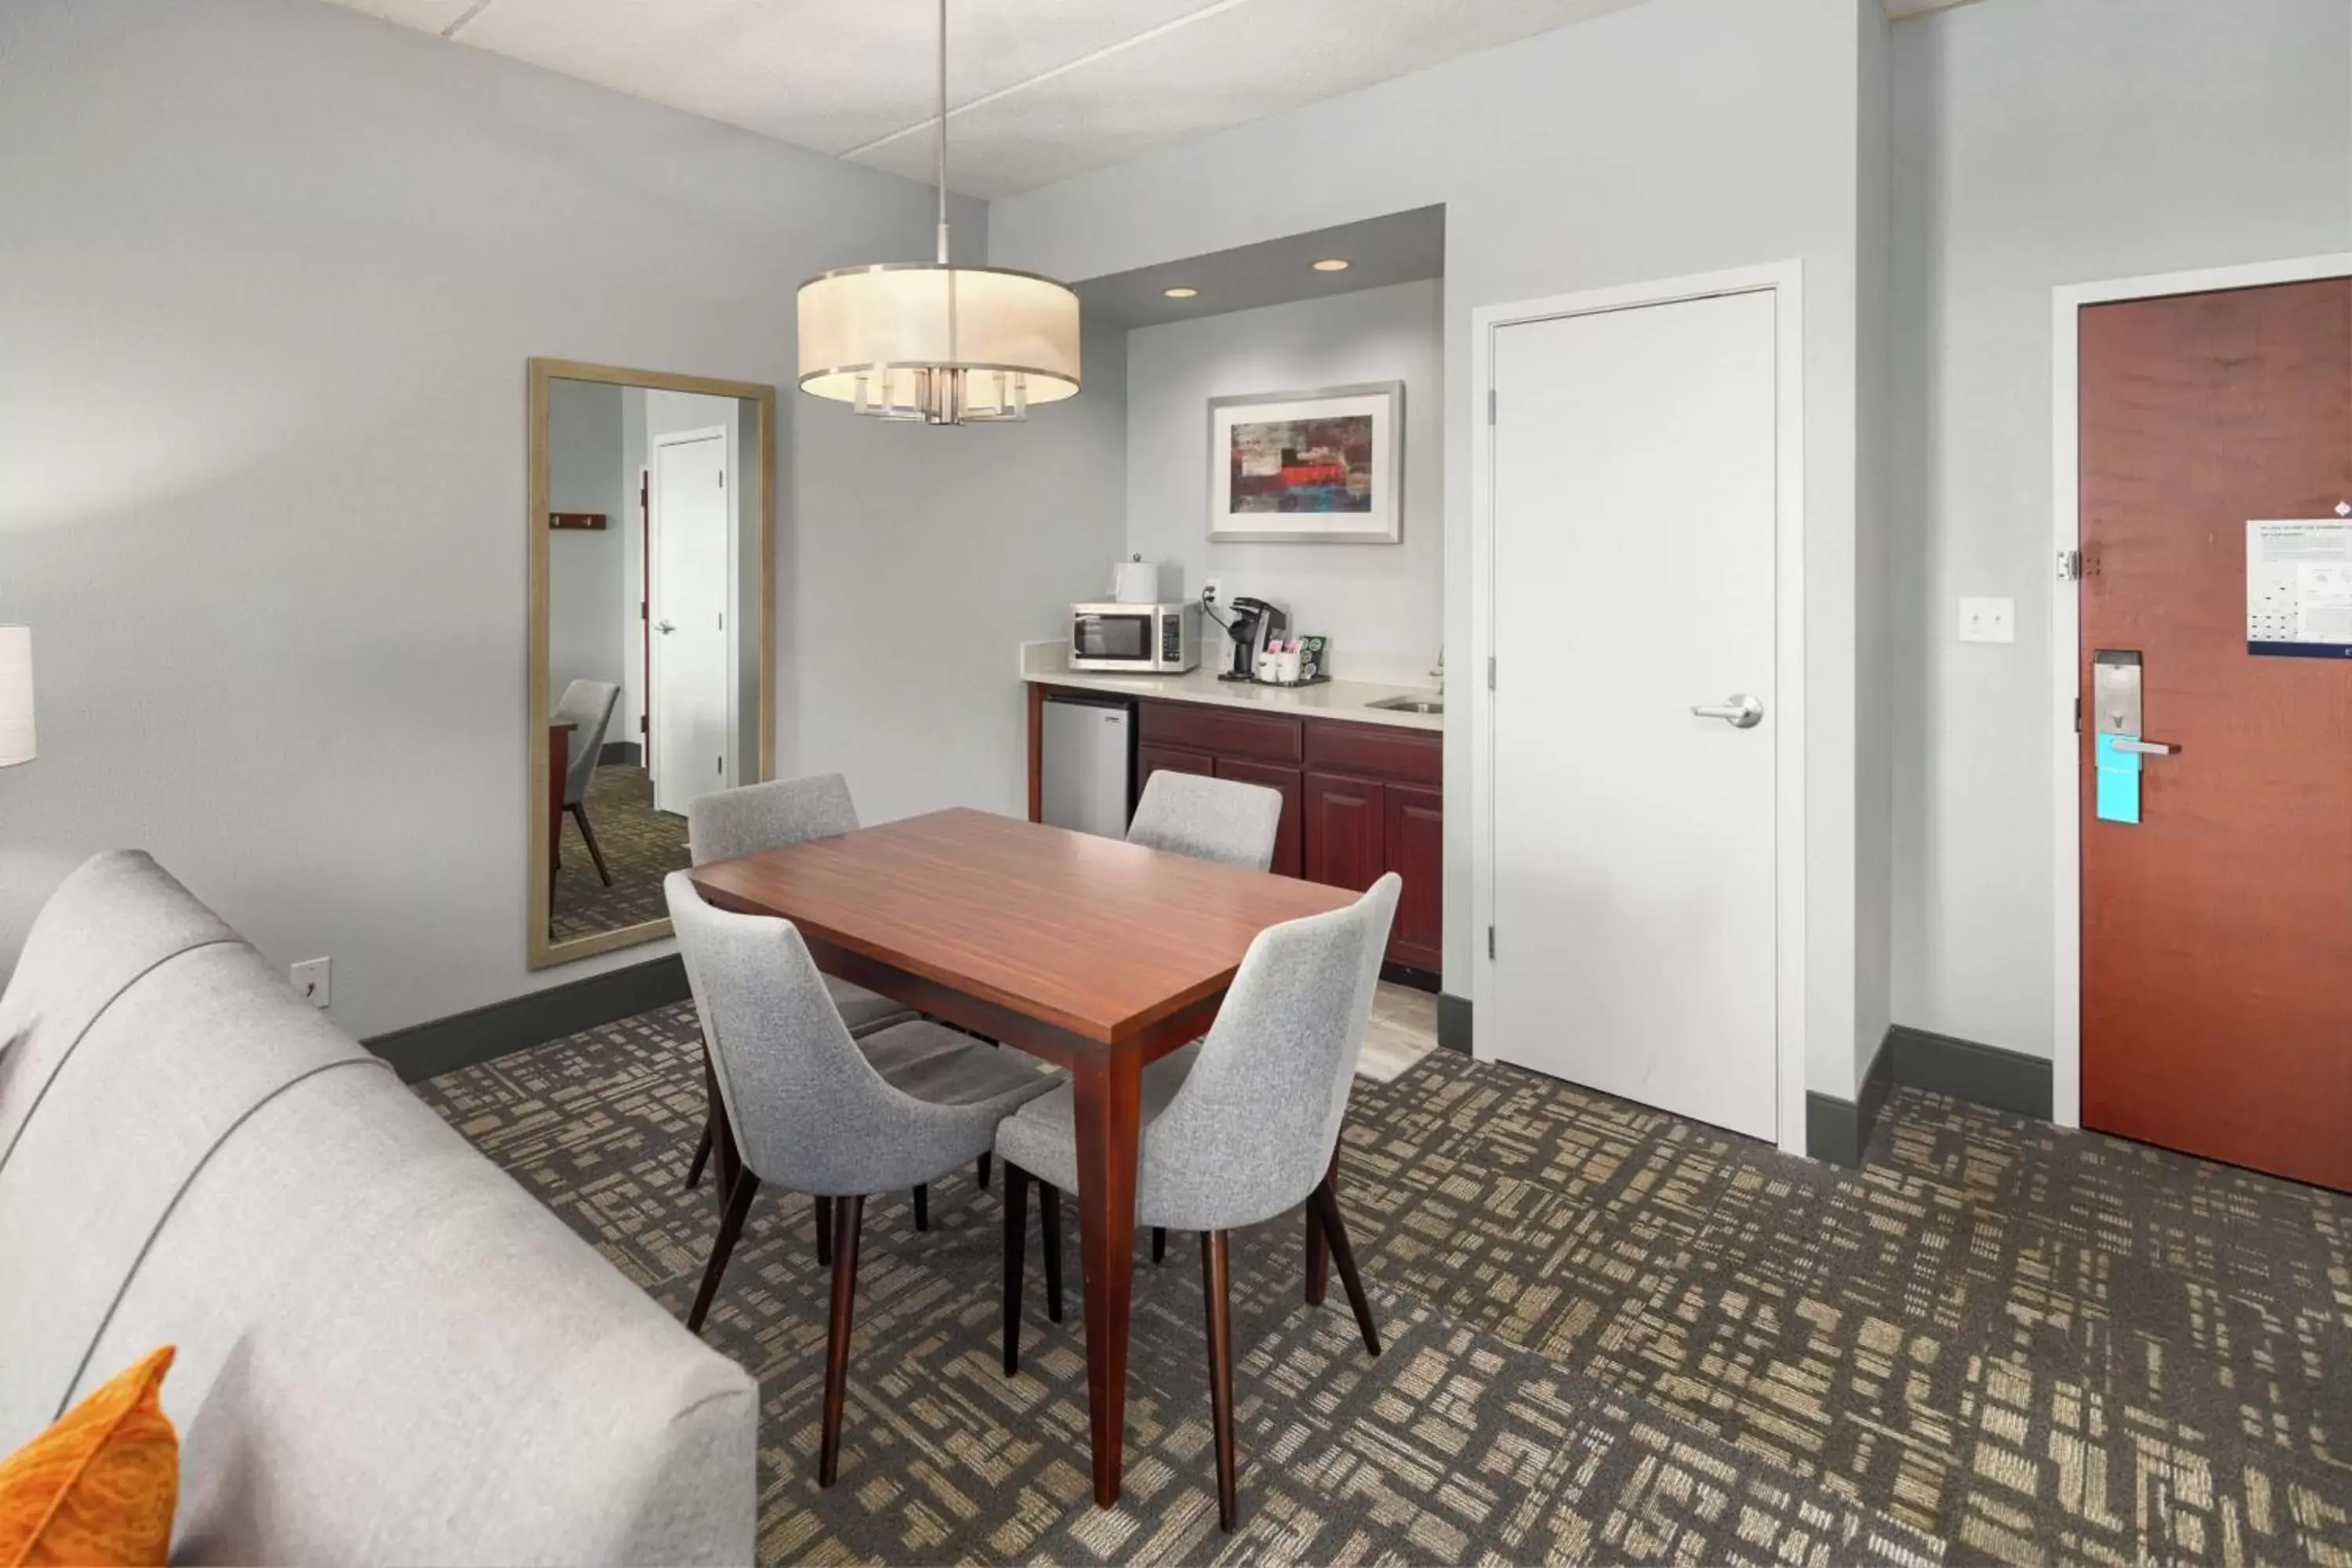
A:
1069,601,1200,673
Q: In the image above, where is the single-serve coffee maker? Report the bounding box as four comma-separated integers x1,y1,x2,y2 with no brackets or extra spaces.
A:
1221,597,1288,682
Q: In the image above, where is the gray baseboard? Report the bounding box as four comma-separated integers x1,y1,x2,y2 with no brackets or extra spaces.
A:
1810,1022,2053,1166
366,955,690,1083
1888,1024,2053,1120
1806,1092,1864,1167
598,740,641,767
1436,993,1472,1055
1809,1030,1894,1167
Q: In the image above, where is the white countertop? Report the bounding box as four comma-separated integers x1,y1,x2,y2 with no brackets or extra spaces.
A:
1022,655,1444,735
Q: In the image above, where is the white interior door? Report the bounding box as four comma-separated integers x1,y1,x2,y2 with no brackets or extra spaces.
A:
1490,289,1780,1141
651,432,730,815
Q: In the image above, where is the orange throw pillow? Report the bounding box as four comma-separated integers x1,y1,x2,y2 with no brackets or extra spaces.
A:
0,1346,179,1567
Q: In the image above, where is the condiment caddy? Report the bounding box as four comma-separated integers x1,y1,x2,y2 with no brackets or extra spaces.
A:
1251,634,1330,688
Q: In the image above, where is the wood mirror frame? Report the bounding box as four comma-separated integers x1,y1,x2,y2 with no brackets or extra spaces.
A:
526,358,777,970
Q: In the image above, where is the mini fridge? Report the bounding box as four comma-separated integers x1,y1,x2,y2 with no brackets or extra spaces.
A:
1039,691,1134,839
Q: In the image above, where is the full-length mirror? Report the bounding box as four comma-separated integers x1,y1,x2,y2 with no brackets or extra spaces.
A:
528,359,774,968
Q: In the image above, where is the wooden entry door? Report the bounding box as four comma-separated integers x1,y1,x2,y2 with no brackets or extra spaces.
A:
2078,277,2352,1191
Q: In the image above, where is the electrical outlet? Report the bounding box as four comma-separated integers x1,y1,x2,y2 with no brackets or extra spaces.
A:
1959,597,2015,644
291,956,331,1008
1201,579,1221,610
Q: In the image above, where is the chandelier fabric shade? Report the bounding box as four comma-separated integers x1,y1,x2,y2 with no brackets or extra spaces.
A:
794,0,1080,426
797,262,1080,423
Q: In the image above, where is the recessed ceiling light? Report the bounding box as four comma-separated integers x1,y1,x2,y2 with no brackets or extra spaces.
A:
1163,285,1200,299
1311,258,1351,273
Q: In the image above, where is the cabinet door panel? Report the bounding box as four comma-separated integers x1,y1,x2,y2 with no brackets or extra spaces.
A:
1384,782,1443,971
1211,757,1302,878
1138,742,1214,798
1303,771,1385,892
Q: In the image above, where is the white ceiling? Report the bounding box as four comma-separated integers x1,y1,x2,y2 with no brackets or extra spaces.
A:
321,0,1647,198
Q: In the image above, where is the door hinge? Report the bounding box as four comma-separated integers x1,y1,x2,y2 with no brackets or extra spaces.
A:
2057,548,2082,582
1486,388,1497,426
639,714,647,735
640,600,648,621
1487,655,1497,691
2074,695,2081,734
717,612,724,631
717,755,724,775
717,470,725,488
1486,925,1496,961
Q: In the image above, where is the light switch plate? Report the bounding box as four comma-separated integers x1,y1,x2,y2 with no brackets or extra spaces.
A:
1959,597,2015,644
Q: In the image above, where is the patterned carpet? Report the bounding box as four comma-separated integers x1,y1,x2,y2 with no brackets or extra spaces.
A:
550,764,690,943
415,1007,2352,1566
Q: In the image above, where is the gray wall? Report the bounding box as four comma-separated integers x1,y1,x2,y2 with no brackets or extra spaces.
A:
545,379,627,704
0,0,993,1039
792,323,1128,829
992,0,1882,1103
1124,280,1443,659
1887,0,2352,1062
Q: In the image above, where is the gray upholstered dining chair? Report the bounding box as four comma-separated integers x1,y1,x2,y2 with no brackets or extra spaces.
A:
681,775,927,1231
551,679,621,887
1124,768,1283,1265
665,872,1054,1485
995,873,1400,1532
1126,769,1283,871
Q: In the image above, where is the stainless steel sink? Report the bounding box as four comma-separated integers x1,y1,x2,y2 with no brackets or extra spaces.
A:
1367,695,1443,715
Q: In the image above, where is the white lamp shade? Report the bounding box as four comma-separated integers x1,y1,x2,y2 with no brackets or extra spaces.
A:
797,263,1081,406
0,626,32,768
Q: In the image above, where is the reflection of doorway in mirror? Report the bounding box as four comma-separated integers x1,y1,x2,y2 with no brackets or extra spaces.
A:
650,426,733,816
531,358,773,969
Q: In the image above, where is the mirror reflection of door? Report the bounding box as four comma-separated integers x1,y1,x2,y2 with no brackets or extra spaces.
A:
534,363,771,965
650,426,732,815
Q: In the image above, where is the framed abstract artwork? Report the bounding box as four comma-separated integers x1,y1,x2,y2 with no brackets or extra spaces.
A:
1207,380,1403,543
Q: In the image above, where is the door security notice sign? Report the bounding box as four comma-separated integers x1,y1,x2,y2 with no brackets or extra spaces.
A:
2247,520,2352,659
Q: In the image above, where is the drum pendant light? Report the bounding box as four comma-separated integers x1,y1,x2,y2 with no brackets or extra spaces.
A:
796,0,1080,424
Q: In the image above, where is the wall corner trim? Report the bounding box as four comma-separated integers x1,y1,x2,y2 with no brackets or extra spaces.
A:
367,955,690,1083
1436,993,1472,1055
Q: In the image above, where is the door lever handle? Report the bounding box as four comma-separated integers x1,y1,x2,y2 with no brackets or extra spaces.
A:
2112,738,2176,755
655,619,677,634
1690,695,1765,729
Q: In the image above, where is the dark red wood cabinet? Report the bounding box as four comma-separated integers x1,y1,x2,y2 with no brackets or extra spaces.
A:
1383,782,1444,971
1213,756,1305,880
1120,699,1441,973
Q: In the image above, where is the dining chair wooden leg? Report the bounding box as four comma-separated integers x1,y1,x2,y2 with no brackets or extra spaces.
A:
1200,1229,1238,1533
1305,1145,1337,1306
1151,1226,1167,1264
815,1196,833,1268
1000,1160,1029,1377
913,1183,929,1232
978,1152,992,1189
682,1119,713,1192
818,1194,866,1487
568,802,614,886
1308,1175,1381,1358
686,1171,760,1334
1039,1180,1064,1324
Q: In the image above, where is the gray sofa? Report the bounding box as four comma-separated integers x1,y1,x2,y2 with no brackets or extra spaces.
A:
0,851,756,1565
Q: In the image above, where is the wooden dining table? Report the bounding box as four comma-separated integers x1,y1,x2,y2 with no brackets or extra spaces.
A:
688,805,1356,1506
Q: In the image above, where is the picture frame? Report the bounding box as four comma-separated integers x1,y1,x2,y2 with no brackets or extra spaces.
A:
1207,379,1403,543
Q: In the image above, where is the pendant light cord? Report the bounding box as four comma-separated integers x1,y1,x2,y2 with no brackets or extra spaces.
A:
934,0,949,265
